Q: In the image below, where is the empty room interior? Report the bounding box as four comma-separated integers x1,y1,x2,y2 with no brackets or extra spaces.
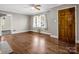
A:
0,4,79,54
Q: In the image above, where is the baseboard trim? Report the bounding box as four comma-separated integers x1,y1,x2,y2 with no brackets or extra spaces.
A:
29,30,50,35
40,32,51,35
77,40,79,43
28,30,58,39
11,30,29,34
50,35,58,38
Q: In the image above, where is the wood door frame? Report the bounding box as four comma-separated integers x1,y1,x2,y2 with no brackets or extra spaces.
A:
57,6,77,44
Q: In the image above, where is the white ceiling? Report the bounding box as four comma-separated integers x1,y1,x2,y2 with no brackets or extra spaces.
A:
0,4,61,15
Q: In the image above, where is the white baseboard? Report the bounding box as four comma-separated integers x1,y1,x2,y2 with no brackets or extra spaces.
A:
11,30,29,34
28,30,58,39
29,30,51,35
28,30,38,32
40,32,51,35
77,40,79,43
50,35,58,38
41,32,58,39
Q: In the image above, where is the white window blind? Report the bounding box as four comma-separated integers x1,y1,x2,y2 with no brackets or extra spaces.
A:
33,14,47,29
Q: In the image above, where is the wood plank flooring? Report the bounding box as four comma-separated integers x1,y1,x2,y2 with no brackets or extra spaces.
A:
0,32,79,54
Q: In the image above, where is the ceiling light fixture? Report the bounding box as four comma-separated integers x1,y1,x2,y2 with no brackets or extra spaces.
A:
31,4,41,11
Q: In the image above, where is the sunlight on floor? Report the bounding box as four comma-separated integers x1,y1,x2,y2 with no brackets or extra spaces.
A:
32,36,46,53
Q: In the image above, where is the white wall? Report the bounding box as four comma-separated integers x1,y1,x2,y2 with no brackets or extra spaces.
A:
0,10,29,35
46,9,58,38
11,13,29,34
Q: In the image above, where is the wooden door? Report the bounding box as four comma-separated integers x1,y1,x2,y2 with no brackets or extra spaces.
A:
58,7,75,46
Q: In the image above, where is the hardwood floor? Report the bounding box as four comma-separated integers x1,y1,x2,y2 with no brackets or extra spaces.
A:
0,32,79,54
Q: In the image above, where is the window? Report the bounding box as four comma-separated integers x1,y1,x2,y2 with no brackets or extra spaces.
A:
33,14,47,29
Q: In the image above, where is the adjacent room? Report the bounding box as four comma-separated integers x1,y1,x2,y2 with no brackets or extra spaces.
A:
0,4,79,54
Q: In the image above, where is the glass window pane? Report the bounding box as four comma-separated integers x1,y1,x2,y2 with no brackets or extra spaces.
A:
33,14,47,29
